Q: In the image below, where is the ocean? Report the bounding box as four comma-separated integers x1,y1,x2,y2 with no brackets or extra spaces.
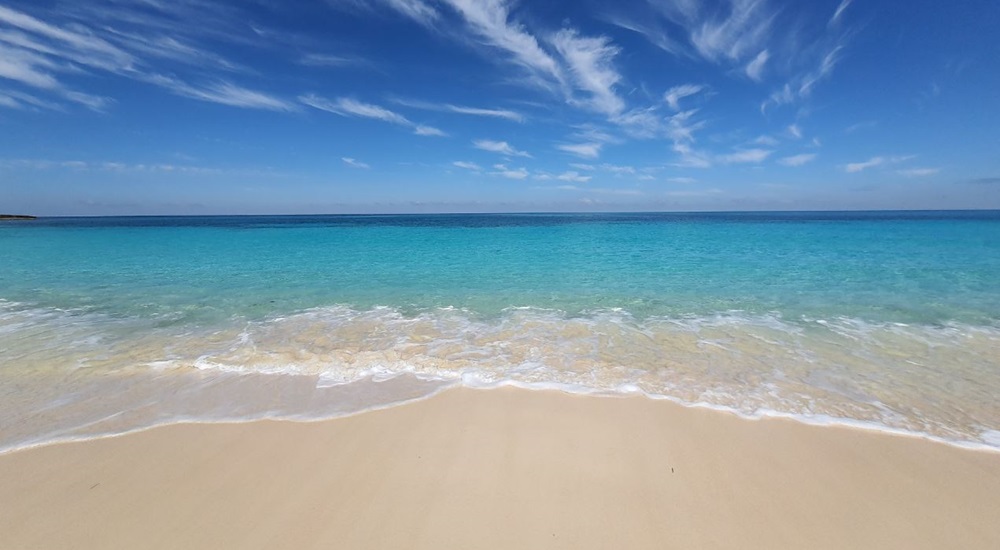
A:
2,211,999,451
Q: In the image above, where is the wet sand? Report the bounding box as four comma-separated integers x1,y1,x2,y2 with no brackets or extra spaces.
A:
1,387,999,549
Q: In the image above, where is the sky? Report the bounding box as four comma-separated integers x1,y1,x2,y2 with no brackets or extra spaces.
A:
1,0,999,215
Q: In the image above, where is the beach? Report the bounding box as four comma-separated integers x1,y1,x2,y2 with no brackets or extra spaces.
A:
3,387,999,550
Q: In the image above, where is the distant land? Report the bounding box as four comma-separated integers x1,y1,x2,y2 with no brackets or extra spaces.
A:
0,215,37,220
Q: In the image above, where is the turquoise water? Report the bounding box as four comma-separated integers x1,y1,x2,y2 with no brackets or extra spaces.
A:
2,212,1000,451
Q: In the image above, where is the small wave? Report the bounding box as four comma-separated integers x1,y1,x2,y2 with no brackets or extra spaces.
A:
1,303,999,451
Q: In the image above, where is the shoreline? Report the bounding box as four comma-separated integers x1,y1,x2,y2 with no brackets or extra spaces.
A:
4,377,1000,457
2,386,999,549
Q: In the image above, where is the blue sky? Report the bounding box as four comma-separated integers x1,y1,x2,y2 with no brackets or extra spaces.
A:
1,0,999,215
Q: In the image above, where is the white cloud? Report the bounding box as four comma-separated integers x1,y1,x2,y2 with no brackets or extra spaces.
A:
569,124,621,145
0,158,277,176
611,107,663,138
452,161,482,171
844,155,914,173
393,98,525,122
754,135,779,146
799,46,843,97
298,53,370,68
600,164,636,175
342,157,370,169
301,94,444,136
148,76,294,111
414,125,447,136
0,45,60,88
689,0,774,62
383,0,440,26
0,94,19,109
301,95,408,123
668,177,698,184
672,142,712,168
663,83,704,111
897,168,939,177
845,157,885,173
845,120,878,134
570,163,596,171
437,0,563,88
474,139,531,157
745,49,769,81
718,148,772,164
557,142,602,159
557,171,591,183
492,163,529,179
445,104,524,122
778,153,817,167
667,109,705,144
787,124,803,139
550,29,624,116
830,0,853,26
0,5,133,70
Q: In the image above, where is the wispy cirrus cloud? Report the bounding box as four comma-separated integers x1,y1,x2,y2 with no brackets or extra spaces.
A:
384,0,441,27
415,125,447,136
557,142,602,159
0,5,134,71
0,2,292,112
607,0,774,68
830,0,854,26
557,170,591,183
844,155,914,173
446,104,523,121
897,167,939,177
745,49,769,81
491,163,529,179
666,109,705,144
298,53,371,69
550,29,624,116
452,161,482,171
663,83,704,111
435,0,564,89
301,95,408,124
148,75,295,111
392,97,524,122
474,139,531,157
0,157,282,177
672,143,712,168
778,153,817,167
380,0,653,127
717,148,772,164
342,157,370,169
300,94,446,136
689,0,774,63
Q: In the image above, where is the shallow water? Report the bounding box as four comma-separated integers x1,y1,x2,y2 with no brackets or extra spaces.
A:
2,212,999,451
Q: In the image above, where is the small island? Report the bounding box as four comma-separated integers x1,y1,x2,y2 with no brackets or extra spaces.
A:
0,215,37,220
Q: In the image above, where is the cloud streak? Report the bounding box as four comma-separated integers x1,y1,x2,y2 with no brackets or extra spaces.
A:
550,29,624,116
557,142,602,159
474,139,531,157
149,75,295,111
844,155,915,173
300,94,446,135
779,153,817,167
663,84,704,111
342,157,370,169
393,98,524,122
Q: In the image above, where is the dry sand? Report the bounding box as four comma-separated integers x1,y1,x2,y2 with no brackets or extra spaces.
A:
2,387,999,549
